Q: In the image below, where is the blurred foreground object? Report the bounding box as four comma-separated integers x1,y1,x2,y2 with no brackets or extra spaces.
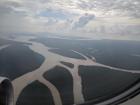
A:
0,77,13,105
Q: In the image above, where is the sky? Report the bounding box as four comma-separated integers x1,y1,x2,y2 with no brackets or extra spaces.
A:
0,0,140,39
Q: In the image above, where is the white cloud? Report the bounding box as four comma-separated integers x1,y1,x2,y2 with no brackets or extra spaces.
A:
0,0,140,39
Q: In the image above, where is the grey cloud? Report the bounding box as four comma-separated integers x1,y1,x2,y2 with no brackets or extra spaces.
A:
78,0,140,18
37,0,51,3
0,1,27,16
0,1,40,33
0,6,12,15
87,24,140,36
4,1,22,8
0,0,139,38
73,13,95,29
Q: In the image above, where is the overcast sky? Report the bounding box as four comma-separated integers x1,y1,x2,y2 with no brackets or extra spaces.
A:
0,0,140,39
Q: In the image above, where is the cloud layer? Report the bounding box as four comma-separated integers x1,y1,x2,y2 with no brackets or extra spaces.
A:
0,0,140,39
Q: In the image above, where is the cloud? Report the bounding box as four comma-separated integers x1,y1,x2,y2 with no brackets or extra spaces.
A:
77,0,140,18
0,0,140,39
72,13,95,29
0,1,43,33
